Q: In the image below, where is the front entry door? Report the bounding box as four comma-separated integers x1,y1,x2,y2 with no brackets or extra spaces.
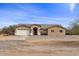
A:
33,27,38,35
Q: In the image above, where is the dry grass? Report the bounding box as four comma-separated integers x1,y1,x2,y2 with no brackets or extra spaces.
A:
0,35,16,40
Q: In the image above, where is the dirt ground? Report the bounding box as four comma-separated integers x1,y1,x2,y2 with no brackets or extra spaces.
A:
0,35,79,56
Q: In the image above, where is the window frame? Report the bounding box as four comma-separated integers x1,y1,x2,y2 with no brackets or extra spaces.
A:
59,30,63,33
51,30,54,32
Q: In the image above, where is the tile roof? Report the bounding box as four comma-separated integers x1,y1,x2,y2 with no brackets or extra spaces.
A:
17,24,65,29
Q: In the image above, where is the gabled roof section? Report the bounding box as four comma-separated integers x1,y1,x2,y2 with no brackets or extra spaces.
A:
48,25,66,30
30,24,41,27
38,24,56,28
16,24,30,28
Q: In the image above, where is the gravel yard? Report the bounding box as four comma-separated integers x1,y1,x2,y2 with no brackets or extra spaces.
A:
0,35,79,55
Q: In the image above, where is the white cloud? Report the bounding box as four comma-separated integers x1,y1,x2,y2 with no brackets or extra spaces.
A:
68,3,76,13
33,15,73,21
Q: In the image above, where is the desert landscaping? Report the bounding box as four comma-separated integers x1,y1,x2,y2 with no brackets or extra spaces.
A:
1,3,79,56
0,35,79,56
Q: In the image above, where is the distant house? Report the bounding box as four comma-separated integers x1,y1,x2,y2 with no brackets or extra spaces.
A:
15,24,66,36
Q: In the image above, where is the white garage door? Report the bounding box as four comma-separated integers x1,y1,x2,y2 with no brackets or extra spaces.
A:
15,30,29,36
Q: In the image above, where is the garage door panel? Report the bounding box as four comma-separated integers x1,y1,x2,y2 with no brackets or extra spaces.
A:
15,30,29,35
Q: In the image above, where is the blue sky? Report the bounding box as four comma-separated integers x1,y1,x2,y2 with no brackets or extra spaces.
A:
0,3,78,28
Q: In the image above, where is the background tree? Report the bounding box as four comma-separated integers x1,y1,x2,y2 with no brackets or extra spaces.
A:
0,25,16,35
68,18,79,35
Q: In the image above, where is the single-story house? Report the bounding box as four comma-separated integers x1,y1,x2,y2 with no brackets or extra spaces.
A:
15,24,66,36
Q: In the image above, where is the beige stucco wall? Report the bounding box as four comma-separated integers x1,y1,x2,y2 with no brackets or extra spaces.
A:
16,27,30,30
48,27,66,36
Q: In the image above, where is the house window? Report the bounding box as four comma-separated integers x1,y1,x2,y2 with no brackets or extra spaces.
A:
59,30,63,32
51,30,54,32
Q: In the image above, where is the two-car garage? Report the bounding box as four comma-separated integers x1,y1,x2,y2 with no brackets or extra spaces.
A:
15,25,30,36
15,29,29,36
